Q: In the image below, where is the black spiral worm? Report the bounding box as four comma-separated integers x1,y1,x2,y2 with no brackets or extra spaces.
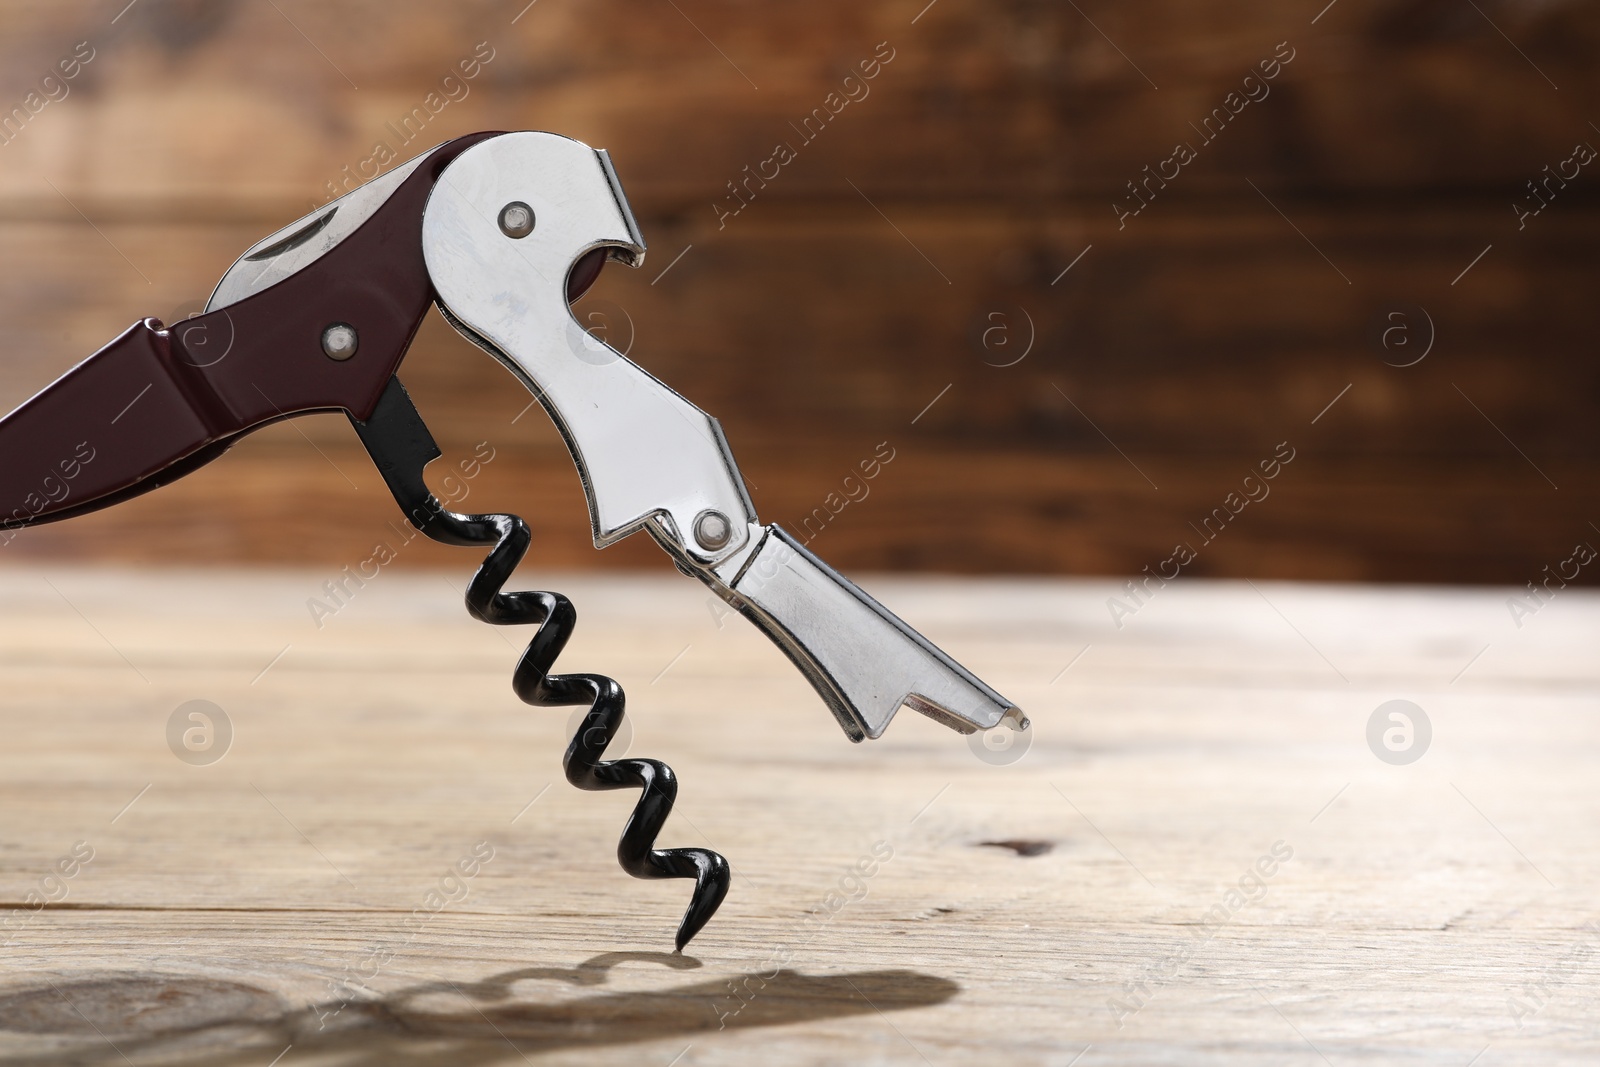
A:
351,377,730,951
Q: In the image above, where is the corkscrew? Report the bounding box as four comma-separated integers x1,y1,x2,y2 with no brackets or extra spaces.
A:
0,131,1024,948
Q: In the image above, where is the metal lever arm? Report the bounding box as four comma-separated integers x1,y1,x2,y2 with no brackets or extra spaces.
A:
424,133,1023,741
423,133,755,566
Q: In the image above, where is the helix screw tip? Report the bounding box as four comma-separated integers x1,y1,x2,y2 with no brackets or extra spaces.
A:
673,853,731,951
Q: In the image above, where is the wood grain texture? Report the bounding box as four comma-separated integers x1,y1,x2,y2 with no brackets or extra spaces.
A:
0,0,1594,581
0,567,1594,1064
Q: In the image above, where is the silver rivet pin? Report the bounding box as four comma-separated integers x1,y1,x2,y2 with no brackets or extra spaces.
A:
693,510,732,551
321,322,358,361
499,201,535,239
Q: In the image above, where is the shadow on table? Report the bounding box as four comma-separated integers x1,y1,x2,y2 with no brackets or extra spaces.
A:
0,951,958,1065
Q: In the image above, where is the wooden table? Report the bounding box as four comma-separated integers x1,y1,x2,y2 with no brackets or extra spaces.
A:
0,566,1592,1065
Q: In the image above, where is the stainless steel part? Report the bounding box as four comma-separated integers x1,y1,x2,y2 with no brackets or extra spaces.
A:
422,131,755,564
321,322,358,361
205,146,444,313
708,525,1026,741
498,201,535,238
693,509,733,551
421,131,1025,742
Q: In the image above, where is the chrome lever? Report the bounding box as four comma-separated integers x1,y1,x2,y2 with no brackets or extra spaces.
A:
667,522,1026,741
423,132,755,566
423,131,1024,742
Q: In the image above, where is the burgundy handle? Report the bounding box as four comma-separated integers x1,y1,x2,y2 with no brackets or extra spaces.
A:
0,131,505,531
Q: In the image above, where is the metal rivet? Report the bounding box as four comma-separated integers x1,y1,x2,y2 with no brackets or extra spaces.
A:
321,322,358,361
693,510,733,551
498,201,535,239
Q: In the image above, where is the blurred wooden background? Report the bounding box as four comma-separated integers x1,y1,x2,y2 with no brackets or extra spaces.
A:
0,0,1595,581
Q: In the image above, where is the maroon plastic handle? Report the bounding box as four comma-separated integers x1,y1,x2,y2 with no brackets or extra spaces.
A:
0,131,506,531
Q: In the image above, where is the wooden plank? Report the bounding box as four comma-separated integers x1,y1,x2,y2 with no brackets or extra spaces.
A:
0,0,1594,207
0,567,1593,1063
0,428,1594,583
0,204,1590,453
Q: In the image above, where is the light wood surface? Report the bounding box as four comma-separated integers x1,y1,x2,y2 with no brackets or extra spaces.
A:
0,565,1593,1064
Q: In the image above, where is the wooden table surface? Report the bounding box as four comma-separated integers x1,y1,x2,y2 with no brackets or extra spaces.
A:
0,565,1593,1065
